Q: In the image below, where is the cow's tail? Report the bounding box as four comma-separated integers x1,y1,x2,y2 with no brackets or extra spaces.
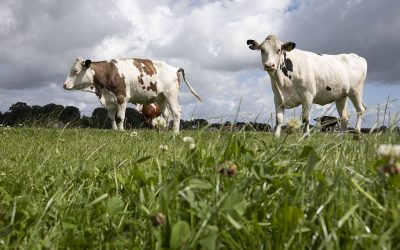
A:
178,68,202,102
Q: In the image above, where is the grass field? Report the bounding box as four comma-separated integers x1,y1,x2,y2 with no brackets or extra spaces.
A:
0,126,399,249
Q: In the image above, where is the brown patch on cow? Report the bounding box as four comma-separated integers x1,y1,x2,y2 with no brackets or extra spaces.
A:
138,74,144,85
133,58,157,76
117,95,125,105
91,61,127,100
147,81,157,92
142,86,146,90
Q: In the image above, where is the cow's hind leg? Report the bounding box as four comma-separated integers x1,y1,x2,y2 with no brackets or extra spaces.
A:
335,97,349,132
348,92,366,132
107,109,117,130
301,94,313,135
166,99,181,134
116,98,127,131
159,101,170,126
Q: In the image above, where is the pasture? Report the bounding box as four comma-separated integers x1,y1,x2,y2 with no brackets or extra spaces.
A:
0,127,399,249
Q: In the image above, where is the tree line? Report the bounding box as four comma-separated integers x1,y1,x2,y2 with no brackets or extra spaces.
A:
0,102,273,131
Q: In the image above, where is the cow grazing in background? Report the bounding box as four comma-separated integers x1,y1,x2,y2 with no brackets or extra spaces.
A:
247,35,367,137
140,103,162,126
63,58,201,133
314,116,339,132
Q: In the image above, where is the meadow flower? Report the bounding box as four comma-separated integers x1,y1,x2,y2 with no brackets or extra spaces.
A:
377,144,400,176
130,131,138,137
286,118,301,133
182,136,195,144
151,212,166,227
183,136,196,150
159,144,169,151
217,161,238,177
377,145,400,159
151,117,167,131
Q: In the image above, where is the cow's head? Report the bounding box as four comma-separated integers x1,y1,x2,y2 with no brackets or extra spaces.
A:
247,35,296,72
63,57,94,90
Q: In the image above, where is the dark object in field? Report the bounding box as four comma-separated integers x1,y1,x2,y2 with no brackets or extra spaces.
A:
217,161,238,177
151,212,166,227
314,116,339,132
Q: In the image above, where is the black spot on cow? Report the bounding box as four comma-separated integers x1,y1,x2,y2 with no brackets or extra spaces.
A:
280,52,294,79
326,86,332,91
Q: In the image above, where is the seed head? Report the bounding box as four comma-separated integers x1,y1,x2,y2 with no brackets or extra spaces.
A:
217,161,238,177
151,212,166,227
286,118,301,133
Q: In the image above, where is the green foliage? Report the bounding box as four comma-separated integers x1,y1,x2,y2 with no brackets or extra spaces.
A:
0,127,399,249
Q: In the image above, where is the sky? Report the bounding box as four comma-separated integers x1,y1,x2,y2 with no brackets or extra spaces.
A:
0,0,399,127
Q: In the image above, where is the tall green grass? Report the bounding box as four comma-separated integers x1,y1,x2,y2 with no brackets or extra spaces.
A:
0,127,399,249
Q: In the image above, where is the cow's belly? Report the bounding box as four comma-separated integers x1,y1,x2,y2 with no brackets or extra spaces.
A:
313,86,349,105
281,88,302,108
128,84,159,104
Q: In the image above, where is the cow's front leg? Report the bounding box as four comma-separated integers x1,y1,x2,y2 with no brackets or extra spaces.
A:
107,109,117,130
116,97,127,131
275,106,284,138
301,95,313,135
274,96,284,138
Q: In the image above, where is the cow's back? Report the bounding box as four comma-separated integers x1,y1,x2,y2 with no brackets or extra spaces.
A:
112,58,179,104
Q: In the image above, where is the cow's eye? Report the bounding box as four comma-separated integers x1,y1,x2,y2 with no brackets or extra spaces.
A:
277,49,281,53
74,69,79,75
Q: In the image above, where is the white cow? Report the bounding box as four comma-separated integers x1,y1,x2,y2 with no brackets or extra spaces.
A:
63,58,201,133
247,35,367,137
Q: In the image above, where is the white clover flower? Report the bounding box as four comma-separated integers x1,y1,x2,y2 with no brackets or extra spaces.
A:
182,136,195,144
130,131,138,137
159,144,169,151
152,117,166,133
182,136,196,150
151,117,167,130
377,144,400,158
287,118,301,130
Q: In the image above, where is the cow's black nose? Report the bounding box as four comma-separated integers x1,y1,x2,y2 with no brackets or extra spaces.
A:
63,84,67,89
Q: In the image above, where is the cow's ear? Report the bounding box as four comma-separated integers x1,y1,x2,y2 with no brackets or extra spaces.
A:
282,42,296,51
84,59,92,68
247,39,261,50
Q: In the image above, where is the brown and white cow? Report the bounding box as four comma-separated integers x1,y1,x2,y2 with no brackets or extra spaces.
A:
63,58,201,133
247,35,367,137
